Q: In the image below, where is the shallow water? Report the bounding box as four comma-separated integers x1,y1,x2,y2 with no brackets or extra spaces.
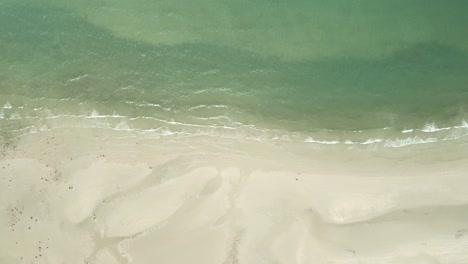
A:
1,0,468,147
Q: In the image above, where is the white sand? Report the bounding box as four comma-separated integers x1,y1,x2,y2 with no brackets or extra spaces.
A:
1,127,468,263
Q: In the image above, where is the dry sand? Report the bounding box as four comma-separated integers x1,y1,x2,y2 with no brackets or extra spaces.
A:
1,127,468,264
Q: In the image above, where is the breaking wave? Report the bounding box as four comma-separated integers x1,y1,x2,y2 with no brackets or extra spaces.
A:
1,99,468,148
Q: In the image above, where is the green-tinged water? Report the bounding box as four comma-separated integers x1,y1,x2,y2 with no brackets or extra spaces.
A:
1,0,468,146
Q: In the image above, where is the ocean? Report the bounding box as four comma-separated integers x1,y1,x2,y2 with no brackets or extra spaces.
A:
1,0,468,147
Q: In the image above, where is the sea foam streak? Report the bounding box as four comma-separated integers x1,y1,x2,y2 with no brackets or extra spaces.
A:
3,109,467,148
3,102,12,109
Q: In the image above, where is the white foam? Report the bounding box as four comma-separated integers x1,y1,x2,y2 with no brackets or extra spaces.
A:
115,121,131,131
384,136,438,148
68,74,89,82
193,115,229,121
6,118,462,149
421,122,450,132
188,104,229,111
304,137,340,145
4,107,468,149
120,86,135,91
3,102,12,109
42,113,125,120
454,119,468,129
128,116,240,130
125,100,164,109
161,129,176,136
89,110,100,118
361,138,384,145
397,120,468,136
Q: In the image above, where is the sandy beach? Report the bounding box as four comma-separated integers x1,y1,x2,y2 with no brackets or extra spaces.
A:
1,127,467,264
1,1,468,262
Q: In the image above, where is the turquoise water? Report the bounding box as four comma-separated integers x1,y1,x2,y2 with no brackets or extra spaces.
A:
1,0,468,146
